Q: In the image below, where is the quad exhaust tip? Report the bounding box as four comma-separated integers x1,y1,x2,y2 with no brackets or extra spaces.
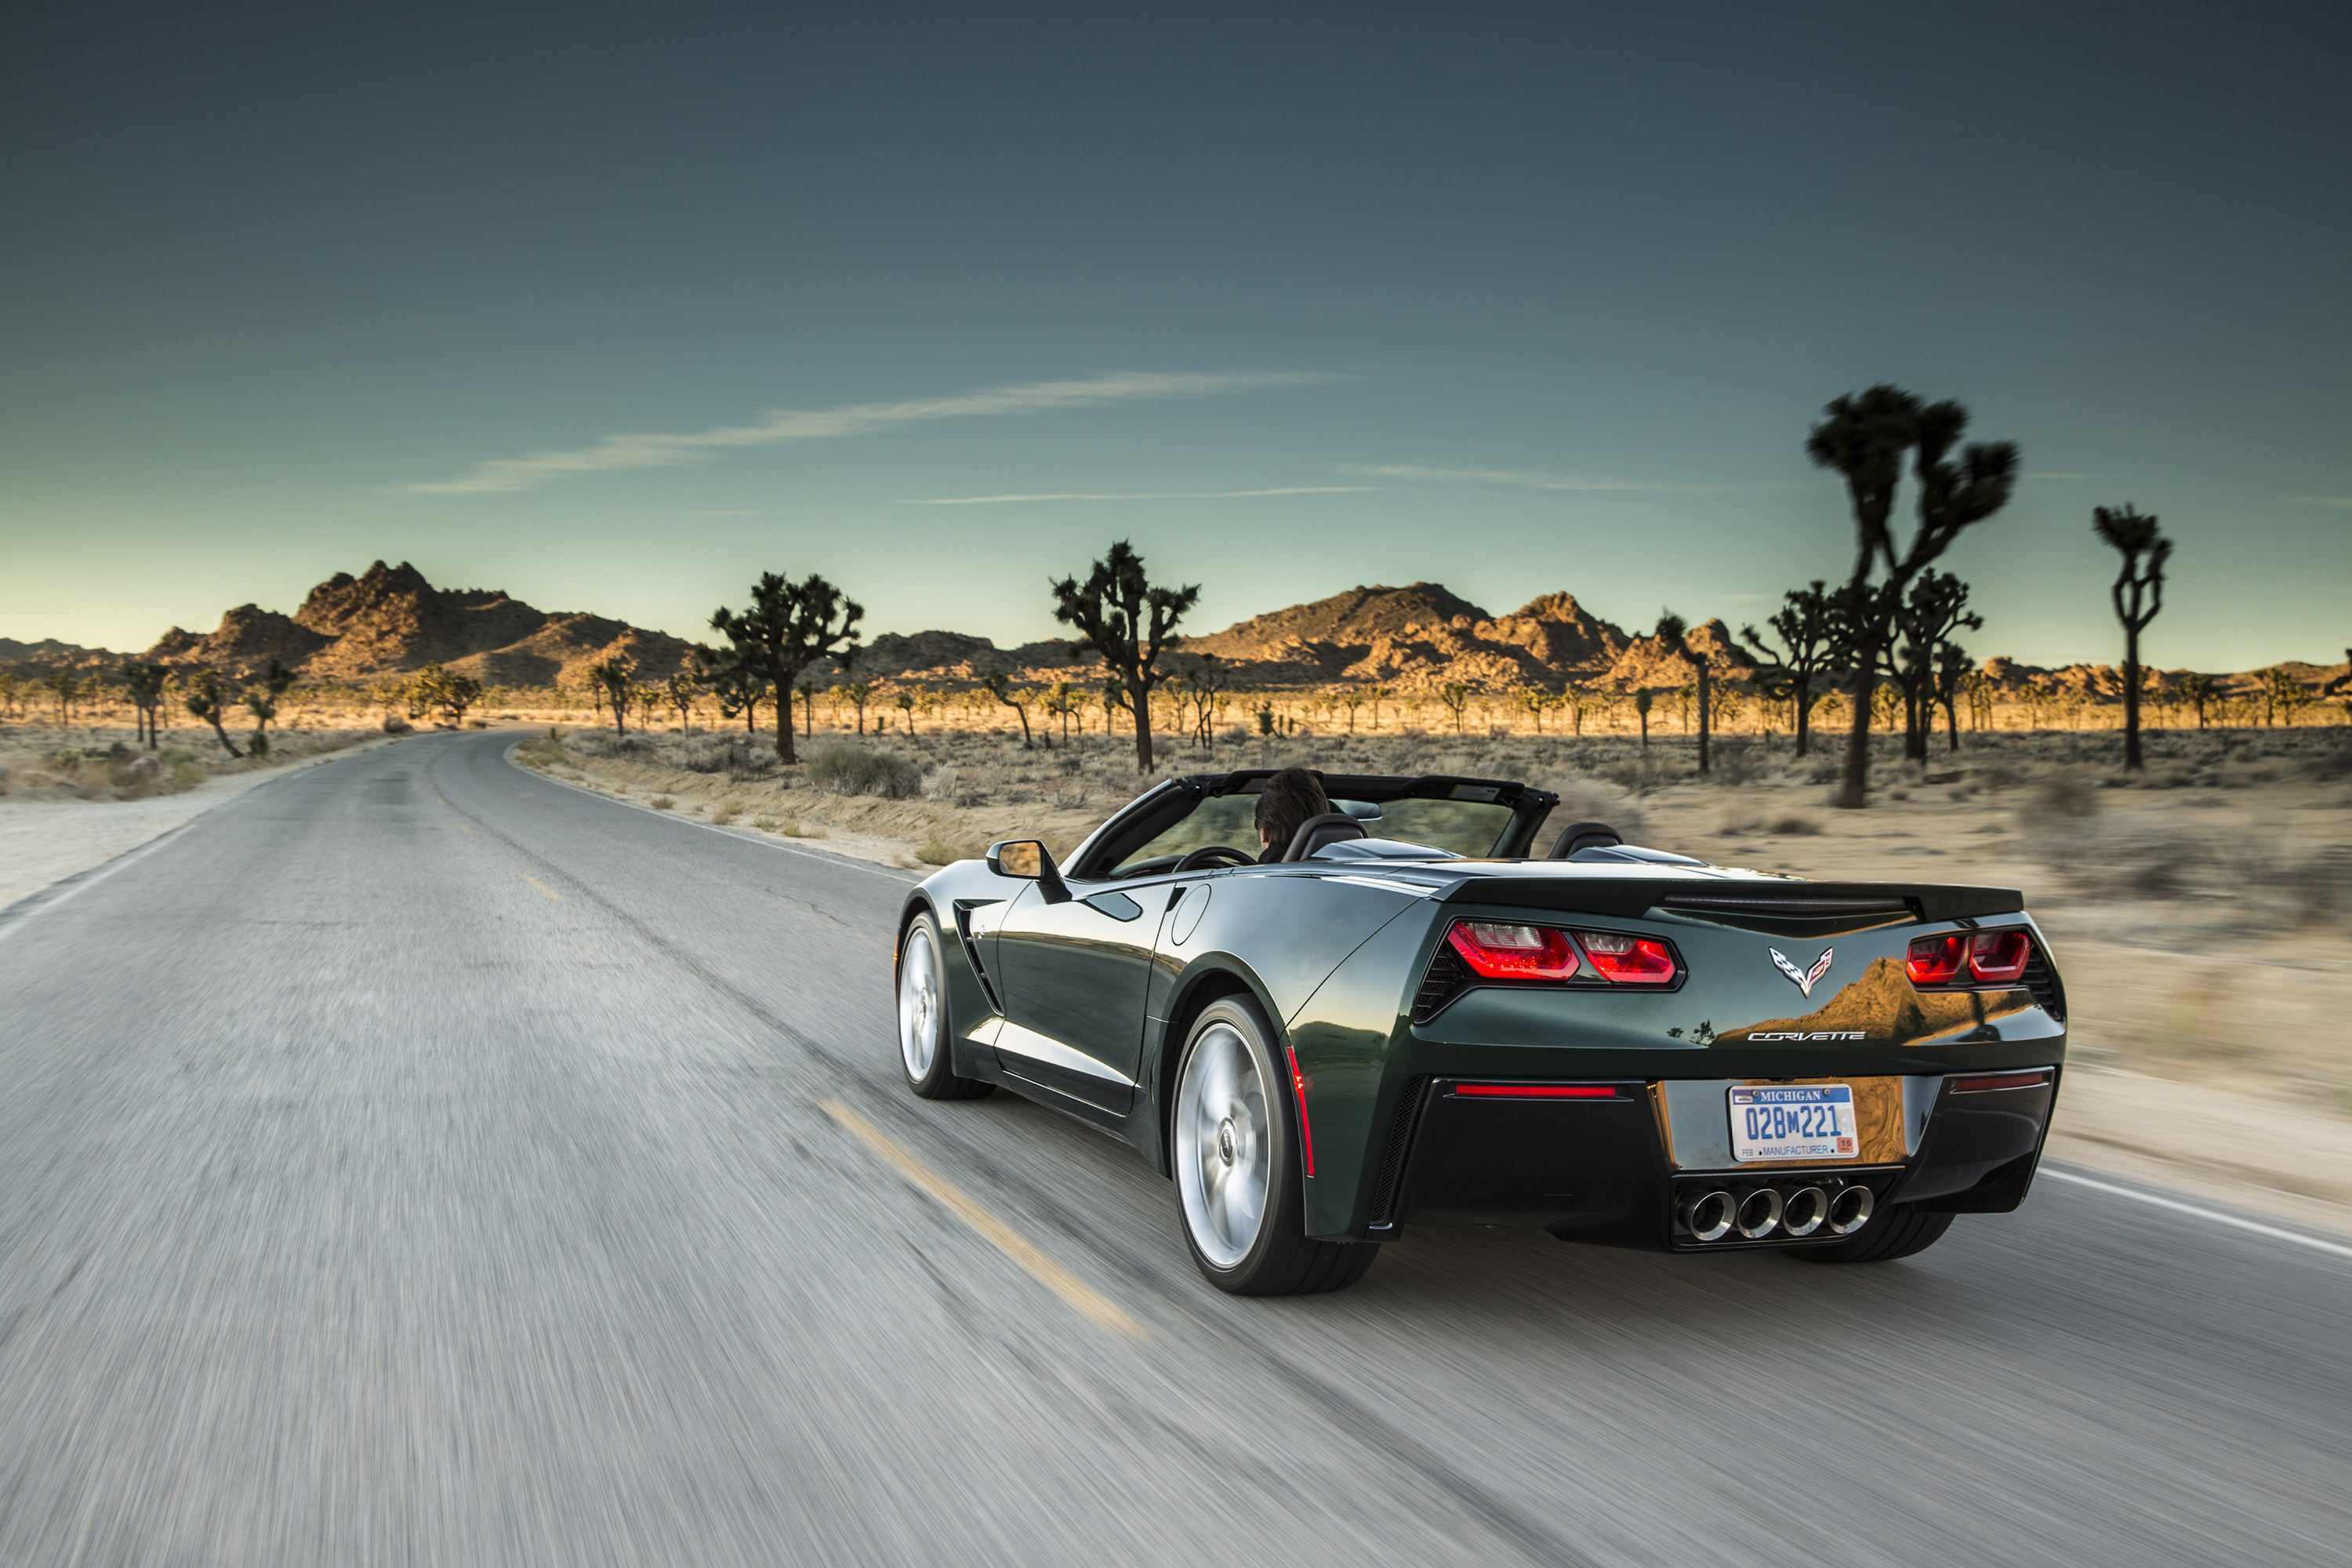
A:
1782,1186,1828,1238
1680,1181,1873,1242
1828,1185,1875,1235
1682,1190,1734,1243
1735,1187,1784,1240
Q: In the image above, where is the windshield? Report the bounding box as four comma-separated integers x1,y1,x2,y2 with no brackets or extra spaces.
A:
1109,790,1519,874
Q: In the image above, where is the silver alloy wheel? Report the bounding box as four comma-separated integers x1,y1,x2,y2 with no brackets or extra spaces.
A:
1174,1021,1270,1269
898,923,941,1080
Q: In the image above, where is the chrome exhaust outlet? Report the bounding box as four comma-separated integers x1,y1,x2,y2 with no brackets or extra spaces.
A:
1781,1186,1828,1238
1735,1187,1784,1240
1682,1189,1734,1243
1828,1185,1875,1236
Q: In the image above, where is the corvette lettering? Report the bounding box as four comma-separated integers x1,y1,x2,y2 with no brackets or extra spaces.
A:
1747,1030,1871,1041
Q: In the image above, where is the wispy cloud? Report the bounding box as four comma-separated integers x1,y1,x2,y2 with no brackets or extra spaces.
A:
1348,463,1793,494
901,485,1375,506
399,370,1338,495
2285,494,2352,508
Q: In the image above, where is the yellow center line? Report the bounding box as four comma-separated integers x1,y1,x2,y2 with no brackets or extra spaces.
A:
523,875,561,900
818,1098,1146,1342
459,824,474,833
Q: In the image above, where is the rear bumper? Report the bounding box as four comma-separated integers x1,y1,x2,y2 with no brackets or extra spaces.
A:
1356,1068,2059,1249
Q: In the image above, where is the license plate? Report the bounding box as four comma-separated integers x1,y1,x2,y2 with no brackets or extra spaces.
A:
1729,1084,1859,1162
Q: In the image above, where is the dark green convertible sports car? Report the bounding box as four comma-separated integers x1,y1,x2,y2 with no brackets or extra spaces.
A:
893,768,2066,1295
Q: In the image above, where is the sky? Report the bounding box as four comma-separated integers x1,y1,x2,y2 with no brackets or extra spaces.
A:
2,2,2346,671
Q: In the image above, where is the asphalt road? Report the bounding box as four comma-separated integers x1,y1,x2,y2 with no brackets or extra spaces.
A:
2,731,2344,1567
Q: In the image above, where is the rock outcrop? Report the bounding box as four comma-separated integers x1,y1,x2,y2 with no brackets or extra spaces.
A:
144,561,696,686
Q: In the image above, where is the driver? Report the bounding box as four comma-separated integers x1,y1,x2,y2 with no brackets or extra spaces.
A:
1254,768,1334,862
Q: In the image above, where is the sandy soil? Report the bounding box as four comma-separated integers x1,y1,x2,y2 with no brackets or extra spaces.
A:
518,720,2352,1236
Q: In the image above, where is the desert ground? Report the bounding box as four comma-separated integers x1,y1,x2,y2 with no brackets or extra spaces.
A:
8,707,2347,1233
501,717,2352,1233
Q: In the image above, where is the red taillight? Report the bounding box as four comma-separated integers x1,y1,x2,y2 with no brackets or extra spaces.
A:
1907,934,1966,985
1452,1083,1620,1099
1968,929,2032,985
1447,920,1582,981
1573,930,1679,984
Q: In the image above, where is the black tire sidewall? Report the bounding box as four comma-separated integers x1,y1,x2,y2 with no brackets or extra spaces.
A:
1173,995,1303,1290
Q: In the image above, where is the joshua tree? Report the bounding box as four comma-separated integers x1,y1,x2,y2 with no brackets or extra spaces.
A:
2262,666,2310,728
980,670,1036,748
240,658,298,755
42,670,78,725
662,670,705,734
586,657,635,735
794,679,818,738
121,660,170,748
1892,572,1980,762
710,572,864,764
1635,688,1654,748
1050,541,1200,771
1741,581,1836,757
1653,612,1710,775
1334,684,1366,733
1807,385,2017,807
1436,682,1473,734
2091,503,2172,770
182,668,245,757
894,690,916,733
844,681,875,735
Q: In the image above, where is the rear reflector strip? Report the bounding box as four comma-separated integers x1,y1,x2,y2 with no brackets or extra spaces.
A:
1284,1044,1316,1177
1450,1083,1621,1100
1950,1070,2053,1094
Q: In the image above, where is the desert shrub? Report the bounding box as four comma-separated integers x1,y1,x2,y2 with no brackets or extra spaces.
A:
1768,815,1821,836
752,816,781,832
710,804,739,825
650,796,675,810
679,734,764,774
916,827,987,864
807,745,920,799
2030,772,2099,819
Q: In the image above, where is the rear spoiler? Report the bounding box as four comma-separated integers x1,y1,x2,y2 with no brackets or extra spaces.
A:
1439,877,2025,938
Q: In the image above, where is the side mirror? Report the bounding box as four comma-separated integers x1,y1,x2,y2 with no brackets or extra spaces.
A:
986,838,1071,903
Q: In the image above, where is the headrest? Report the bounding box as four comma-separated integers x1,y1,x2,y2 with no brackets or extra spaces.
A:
1548,820,1623,859
1283,811,1368,862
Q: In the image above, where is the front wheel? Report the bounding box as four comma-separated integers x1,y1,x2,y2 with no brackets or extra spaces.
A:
1171,996,1376,1295
898,913,992,1101
1786,1203,1953,1264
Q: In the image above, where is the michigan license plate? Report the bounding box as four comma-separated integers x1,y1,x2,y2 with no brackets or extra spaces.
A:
1730,1084,1859,1162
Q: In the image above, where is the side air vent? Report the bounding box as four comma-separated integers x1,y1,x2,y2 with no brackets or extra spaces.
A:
1656,894,1918,940
1412,947,1472,1023
2020,946,2067,1023
1367,1076,1431,1228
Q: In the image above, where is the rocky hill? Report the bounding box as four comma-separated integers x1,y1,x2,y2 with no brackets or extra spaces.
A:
0,637,120,673
868,583,1755,693
145,561,697,687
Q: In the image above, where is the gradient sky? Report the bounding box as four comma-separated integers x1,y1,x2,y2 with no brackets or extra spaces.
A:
3,2,2346,670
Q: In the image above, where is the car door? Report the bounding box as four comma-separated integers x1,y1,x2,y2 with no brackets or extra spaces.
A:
989,877,1169,1114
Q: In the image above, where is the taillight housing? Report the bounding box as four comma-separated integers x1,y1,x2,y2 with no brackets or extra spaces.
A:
1573,930,1679,985
1447,920,1582,981
1420,920,1682,1020
1908,927,2037,989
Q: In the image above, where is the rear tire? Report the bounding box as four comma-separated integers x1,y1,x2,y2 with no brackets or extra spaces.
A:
1172,996,1377,1295
1787,1203,1953,1264
897,913,992,1101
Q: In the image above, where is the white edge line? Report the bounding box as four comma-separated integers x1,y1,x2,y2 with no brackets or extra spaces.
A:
500,741,922,884
2042,1167,2352,1262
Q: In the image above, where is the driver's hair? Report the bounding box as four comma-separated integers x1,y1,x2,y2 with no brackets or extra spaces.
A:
1254,768,1333,860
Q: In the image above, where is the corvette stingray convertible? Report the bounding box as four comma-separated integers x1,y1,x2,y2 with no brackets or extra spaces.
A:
894,769,2065,1295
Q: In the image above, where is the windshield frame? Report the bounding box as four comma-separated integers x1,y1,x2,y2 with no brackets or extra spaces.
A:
1065,771,1559,880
